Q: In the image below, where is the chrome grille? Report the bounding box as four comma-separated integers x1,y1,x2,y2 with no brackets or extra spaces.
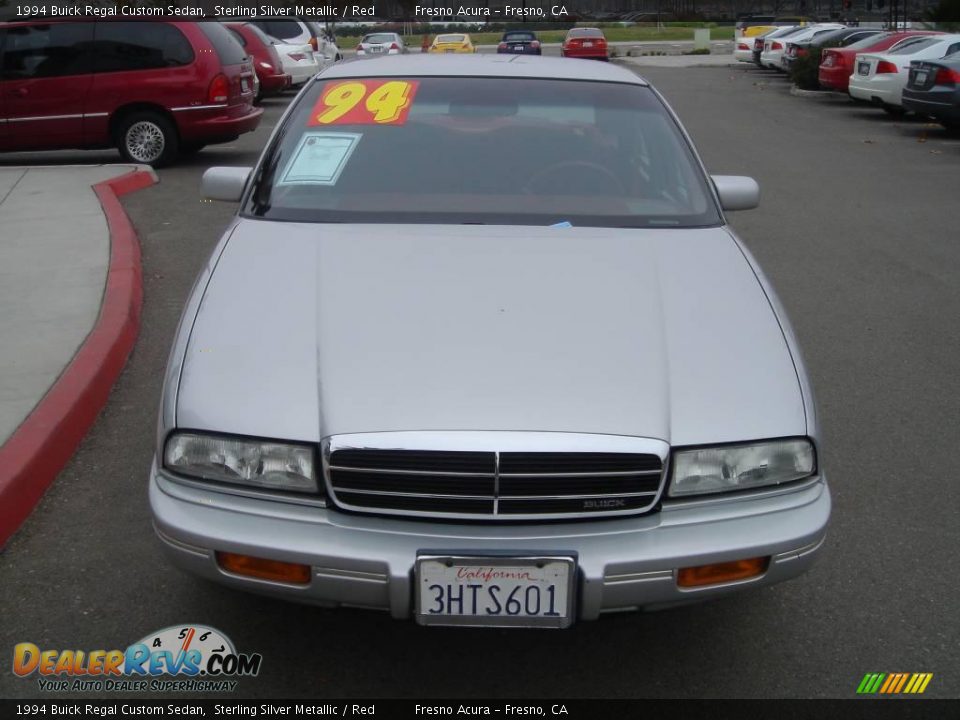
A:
324,433,667,521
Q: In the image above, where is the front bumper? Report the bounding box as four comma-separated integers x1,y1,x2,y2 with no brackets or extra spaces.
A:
150,461,830,621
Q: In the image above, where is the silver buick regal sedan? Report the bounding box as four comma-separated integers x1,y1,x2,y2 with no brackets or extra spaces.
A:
151,55,830,628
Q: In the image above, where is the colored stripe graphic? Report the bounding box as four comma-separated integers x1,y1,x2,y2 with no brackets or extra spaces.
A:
857,673,932,694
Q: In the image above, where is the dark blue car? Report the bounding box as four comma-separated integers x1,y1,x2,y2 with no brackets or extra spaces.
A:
497,30,541,55
902,54,960,130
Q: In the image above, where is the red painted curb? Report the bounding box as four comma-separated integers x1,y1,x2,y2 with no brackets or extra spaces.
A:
0,167,157,549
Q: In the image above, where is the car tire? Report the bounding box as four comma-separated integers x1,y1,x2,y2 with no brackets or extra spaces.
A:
116,111,179,167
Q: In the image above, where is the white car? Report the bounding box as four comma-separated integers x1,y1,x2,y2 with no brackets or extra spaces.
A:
734,26,777,63
758,26,808,69
270,39,321,87
356,32,408,56
240,19,342,63
762,24,845,70
849,34,960,110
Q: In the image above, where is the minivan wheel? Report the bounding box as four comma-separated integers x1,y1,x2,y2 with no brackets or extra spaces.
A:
117,112,178,167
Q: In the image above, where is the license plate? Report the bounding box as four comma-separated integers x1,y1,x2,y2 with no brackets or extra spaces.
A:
915,70,928,85
370,46,382,53
416,555,575,628
445,49,455,53
583,41,594,48
858,61,870,75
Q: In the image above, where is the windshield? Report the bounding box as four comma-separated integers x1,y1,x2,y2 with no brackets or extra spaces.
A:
243,77,720,228
504,32,536,41
363,34,395,44
569,29,603,38
890,38,940,54
436,35,466,43
844,32,892,51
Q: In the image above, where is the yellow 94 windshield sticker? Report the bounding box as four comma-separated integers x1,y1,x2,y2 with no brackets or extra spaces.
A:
308,79,419,126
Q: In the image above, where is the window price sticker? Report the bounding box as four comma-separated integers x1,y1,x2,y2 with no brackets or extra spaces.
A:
277,132,362,186
308,79,419,126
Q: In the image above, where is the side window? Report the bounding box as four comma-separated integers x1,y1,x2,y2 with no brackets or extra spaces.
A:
229,29,248,48
946,43,960,57
0,23,95,80
196,22,248,66
263,21,303,41
94,23,194,74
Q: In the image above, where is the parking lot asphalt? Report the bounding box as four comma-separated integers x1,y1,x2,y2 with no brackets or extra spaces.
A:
1,67,958,699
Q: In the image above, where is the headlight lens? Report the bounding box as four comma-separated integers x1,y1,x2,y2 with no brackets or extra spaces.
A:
669,438,815,498
164,433,318,494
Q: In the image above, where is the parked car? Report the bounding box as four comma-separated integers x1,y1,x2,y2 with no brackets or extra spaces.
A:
268,37,321,87
781,27,883,69
428,33,476,54
849,35,960,113
761,25,826,69
901,54,960,129
356,32,408,56
497,30,542,56
775,24,847,72
735,25,777,63
562,28,609,60
0,20,262,166
224,22,291,101
233,18,340,65
819,31,944,92
735,15,776,38
304,20,342,62
155,55,830,625
752,26,801,66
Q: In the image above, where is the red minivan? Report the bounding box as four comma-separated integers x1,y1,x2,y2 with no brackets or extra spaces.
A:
0,21,263,166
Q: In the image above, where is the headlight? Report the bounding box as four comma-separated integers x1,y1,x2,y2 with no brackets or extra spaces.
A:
669,438,815,498
164,433,319,494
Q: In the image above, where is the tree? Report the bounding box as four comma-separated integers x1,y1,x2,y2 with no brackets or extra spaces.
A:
926,0,960,31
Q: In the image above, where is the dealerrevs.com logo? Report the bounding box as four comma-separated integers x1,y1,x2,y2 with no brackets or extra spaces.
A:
12,624,262,693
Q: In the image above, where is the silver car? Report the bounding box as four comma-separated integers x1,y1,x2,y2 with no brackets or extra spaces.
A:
355,32,407,56
152,55,830,628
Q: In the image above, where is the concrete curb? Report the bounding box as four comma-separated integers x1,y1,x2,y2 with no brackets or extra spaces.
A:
789,86,853,101
0,166,157,549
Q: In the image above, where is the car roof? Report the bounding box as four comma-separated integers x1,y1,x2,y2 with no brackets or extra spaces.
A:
319,54,648,85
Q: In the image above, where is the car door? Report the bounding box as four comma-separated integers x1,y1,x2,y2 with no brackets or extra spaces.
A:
0,22,95,151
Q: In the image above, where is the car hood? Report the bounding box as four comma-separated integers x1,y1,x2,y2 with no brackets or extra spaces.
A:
176,222,806,447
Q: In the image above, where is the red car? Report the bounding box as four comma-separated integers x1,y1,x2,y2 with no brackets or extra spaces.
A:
819,30,943,92
562,28,609,60
0,20,263,166
224,21,292,102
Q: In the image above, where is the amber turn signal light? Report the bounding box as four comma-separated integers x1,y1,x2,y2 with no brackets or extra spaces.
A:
677,557,769,588
216,552,311,585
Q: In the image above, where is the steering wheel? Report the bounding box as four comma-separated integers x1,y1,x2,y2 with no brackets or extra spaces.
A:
522,160,626,196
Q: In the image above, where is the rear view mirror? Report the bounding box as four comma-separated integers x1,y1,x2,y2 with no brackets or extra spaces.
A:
202,167,252,202
712,175,760,211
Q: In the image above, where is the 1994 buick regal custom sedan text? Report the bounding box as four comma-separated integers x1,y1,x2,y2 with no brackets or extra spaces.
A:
150,55,830,628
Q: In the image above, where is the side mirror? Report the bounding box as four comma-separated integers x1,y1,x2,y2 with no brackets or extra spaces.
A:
202,167,252,202
712,175,760,211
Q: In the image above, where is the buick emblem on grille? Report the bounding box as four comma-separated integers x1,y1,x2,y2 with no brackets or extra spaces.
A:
582,498,627,510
